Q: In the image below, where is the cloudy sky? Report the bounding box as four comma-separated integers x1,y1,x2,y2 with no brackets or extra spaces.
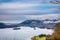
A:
0,0,60,23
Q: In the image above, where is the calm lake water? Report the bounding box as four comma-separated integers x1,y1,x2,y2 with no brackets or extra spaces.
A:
0,27,53,40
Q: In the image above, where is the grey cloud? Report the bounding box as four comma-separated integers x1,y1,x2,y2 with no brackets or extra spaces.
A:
0,15,30,21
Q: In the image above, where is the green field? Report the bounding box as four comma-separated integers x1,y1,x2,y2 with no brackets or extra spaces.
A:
31,36,46,40
35,36,46,40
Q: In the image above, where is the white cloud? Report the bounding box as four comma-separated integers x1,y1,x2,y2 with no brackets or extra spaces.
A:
0,2,60,14
0,8,59,15
0,2,59,10
0,14,60,23
26,14,60,20
1,10,41,14
0,3,39,9
0,0,60,22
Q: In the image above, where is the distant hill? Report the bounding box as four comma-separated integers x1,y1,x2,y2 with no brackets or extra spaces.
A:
0,20,56,29
17,20,56,29
0,23,8,28
18,20,43,26
0,22,18,28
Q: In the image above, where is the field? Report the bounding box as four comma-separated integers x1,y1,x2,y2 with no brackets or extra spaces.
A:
31,35,46,40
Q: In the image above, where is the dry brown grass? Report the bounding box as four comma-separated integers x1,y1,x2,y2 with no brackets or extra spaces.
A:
47,22,60,40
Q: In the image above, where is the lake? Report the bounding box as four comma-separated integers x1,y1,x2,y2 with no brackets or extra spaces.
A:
0,27,53,40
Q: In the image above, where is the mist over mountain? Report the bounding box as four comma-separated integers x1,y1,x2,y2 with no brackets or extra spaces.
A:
0,19,58,29
19,20,43,26
18,20,56,29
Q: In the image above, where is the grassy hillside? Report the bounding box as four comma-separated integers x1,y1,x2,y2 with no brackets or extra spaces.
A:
31,35,46,40
31,22,60,40
47,22,60,40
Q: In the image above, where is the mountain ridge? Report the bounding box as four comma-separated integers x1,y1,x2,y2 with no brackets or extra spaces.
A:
0,20,57,29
